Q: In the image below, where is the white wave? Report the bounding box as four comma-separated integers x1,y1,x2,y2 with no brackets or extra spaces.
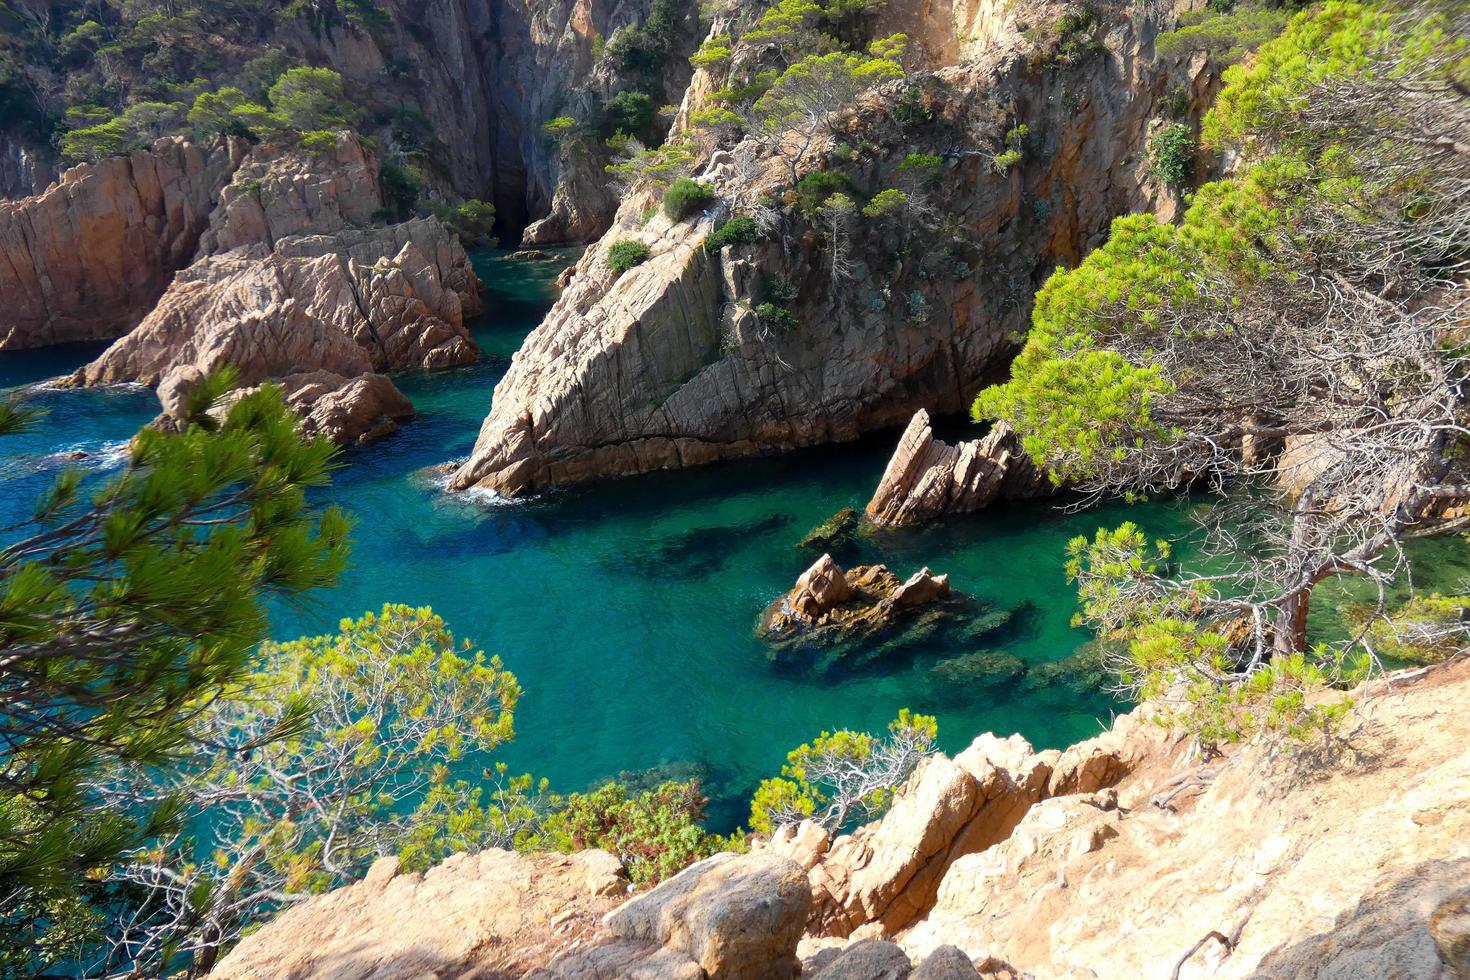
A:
420,462,535,507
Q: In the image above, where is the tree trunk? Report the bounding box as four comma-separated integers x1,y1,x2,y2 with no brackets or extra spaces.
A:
1273,586,1312,657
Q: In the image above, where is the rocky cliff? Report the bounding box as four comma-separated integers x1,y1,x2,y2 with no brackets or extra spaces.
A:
0,0,700,243
0,138,245,350
448,0,1211,496
55,134,482,445
208,657,1470,979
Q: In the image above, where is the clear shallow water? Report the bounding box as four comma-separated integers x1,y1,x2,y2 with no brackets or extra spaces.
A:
0,251,1210,829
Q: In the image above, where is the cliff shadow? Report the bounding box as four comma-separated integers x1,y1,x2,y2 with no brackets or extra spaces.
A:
1243,857,1468,979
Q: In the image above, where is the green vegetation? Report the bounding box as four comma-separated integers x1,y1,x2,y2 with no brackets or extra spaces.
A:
603,0,686,82
60,65,357,163
755,302,799,331
705,215,762,252
662,175,715,221
547,781,735,886
607,239,653,275
750,710,936,834
1148,122,1195,186
1023,4,1105,67
0,372,349,972
862,188,910,219
1155,4,1294,64
433,198,498,247
975,1,1470,744
109,605,523,972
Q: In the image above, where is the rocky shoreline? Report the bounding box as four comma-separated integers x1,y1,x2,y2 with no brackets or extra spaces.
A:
210,658,1470,978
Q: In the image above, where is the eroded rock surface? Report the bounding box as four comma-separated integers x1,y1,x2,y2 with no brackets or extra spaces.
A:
196,133,382,256
899,660,1470,979
867,411,1048,526
210,849,628,980
66,140,481,445
0,138,244,350
208,660,1470,980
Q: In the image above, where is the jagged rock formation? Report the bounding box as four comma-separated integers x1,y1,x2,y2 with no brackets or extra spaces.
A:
866,411,1048,526
64,136,481,445
0,138,245,350
196,137,383,255
760,554,956,642
448,0,1217,497
896,660,1470,978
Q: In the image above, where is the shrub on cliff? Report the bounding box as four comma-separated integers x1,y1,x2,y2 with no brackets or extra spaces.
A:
705,215,761,252
0,373,349,971
607,239,652,275
546,781,735,886
434,198,498,247
750,710,936,835
1148,122,1195,186
663,176,715,221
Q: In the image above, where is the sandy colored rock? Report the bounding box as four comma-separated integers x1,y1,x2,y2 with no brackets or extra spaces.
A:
196,132,382,256
764,819,833,871
762,557,956,643
0,137,243,350
898,659,1470,979
606,851,812,980
910,944,983,980
210,848,628,979
808,938,914,979
867,412,1048,526
71,217,479,445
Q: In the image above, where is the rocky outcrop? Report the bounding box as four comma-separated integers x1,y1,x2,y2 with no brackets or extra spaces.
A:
760,554,957,644
196,133,382,255
866,411,1048,526
590,851,812,980
69,216,480,445
210,848,630,979
0,138,245,350
53,133,482,446
801,731,1083,939
448,0,1214,496
896,660,1470,977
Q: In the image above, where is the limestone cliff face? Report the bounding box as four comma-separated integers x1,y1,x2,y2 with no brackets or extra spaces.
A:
0,138,244,350
450,1,1207,496
205,659,1470,979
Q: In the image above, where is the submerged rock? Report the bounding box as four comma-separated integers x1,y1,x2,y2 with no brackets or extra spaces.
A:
798,507,861,552
867,412,1049,526
928,651,1027,693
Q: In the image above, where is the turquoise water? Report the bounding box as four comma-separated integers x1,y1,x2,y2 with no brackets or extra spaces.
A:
0,251,1209,829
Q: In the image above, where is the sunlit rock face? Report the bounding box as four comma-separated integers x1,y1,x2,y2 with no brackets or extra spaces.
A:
450,0,1215,497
